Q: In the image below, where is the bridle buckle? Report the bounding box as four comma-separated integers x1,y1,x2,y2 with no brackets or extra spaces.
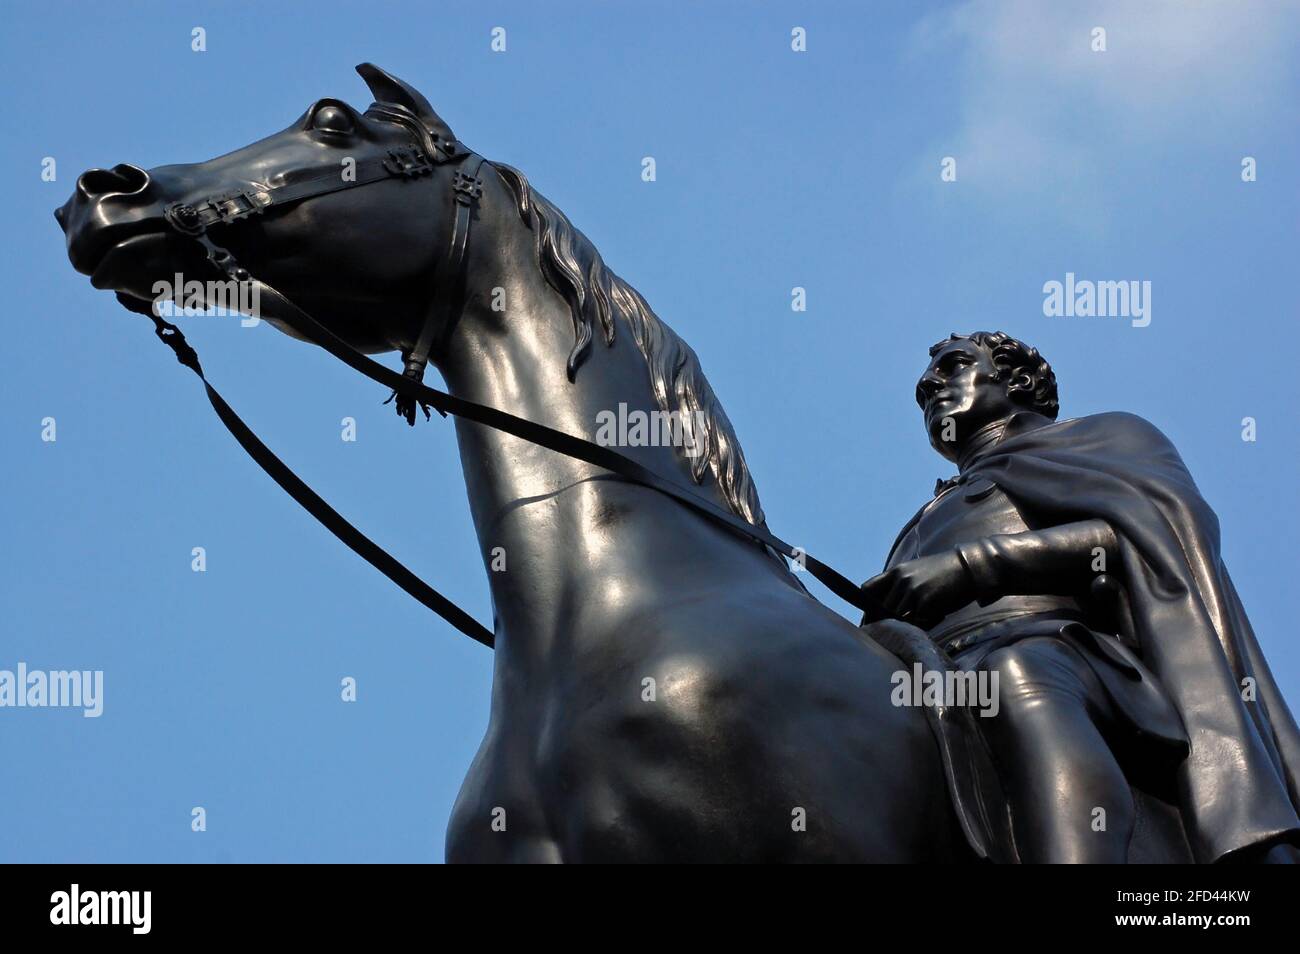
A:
164,201,205,236
208,189,272,223
452,170,483,206
383,147,434,178
165,189,270,236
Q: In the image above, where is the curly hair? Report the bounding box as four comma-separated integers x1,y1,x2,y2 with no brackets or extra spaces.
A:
925,331,1059,420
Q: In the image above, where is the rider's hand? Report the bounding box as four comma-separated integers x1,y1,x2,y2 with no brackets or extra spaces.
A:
860,551,974,629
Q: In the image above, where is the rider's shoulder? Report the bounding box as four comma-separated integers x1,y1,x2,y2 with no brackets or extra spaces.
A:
1059,411,1174,448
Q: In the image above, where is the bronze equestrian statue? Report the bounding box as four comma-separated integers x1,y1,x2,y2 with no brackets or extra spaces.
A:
860,332,1300,863
55,65,1298,862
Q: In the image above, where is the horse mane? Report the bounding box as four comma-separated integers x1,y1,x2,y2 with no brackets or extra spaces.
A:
492,162,768,529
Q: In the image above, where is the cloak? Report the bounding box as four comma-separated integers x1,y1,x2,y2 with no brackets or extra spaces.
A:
957,410,1300,862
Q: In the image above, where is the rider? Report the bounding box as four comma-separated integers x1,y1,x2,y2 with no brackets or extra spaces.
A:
861,331,1300,863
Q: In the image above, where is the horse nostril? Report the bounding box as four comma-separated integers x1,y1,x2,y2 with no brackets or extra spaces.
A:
76,163,151,201
112,163,150,192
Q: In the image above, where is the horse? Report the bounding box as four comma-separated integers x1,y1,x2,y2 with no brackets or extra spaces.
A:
54,62,994,862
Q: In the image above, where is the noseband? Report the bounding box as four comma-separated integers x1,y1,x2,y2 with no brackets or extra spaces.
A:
119,105,890,648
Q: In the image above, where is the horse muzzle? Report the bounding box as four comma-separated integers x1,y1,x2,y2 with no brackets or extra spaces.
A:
56,163,211,300
57,164,157,268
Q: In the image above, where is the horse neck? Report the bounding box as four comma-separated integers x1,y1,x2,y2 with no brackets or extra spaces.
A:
435,173,789,661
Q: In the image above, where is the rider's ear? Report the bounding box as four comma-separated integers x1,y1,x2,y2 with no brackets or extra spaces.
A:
356,63,456,144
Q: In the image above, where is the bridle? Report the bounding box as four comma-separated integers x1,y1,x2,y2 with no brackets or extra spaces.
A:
161,103,485,424
117,103,891,648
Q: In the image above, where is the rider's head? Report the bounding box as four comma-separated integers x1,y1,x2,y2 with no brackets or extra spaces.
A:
915,331,1058,463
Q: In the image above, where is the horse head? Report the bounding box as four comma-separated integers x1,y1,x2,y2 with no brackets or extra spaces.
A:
56,63,472,358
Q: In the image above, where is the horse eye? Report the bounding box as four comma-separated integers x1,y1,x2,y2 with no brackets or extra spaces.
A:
311,105,354,134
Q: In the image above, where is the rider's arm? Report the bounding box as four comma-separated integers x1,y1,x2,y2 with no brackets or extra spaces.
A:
954,518,1119,606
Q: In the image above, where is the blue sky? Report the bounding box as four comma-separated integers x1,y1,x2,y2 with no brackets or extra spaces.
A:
2,0,1297,862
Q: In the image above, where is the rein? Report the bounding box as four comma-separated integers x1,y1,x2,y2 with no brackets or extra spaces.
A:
118,115,891,648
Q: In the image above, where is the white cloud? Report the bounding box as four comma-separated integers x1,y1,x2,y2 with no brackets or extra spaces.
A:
909,0,1300,228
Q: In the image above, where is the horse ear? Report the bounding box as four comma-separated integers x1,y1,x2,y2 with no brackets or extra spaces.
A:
355,63,455,141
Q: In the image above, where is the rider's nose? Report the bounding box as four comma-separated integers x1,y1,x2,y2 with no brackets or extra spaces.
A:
75,163,151,202
917,372,942,398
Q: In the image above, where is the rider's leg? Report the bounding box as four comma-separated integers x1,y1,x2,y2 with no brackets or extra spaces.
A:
980,636,1134,863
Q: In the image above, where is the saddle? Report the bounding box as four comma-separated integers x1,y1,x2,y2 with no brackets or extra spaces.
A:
864,618,1016,863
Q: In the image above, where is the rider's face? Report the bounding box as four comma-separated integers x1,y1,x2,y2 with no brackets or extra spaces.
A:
916,340,1019,462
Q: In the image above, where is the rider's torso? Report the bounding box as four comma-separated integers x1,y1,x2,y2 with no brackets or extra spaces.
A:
887,476,1082,640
